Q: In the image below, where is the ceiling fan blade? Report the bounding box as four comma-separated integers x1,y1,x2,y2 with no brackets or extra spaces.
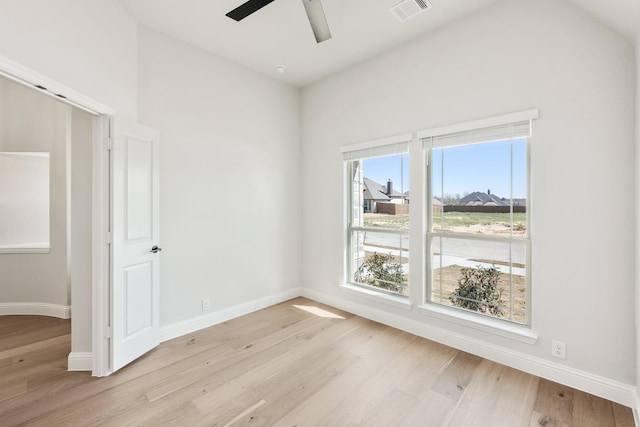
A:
226,0,276,21
301,0,332,43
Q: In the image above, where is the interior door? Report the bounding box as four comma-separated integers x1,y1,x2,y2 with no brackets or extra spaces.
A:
111,118,161,372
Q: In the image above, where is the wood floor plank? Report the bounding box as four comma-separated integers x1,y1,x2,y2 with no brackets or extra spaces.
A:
0,338,71,384
0,381,27,401
0,334,70,362
573,388,617,427
218,318,380,426
613,402,636,427
399,389,457,427
0,318,70,352
319,334,426,425
36,309,353,426
192,320,375,426
173,316,370,425
530,379,574,427
0,300,634,426
273,325,419,425
359,388,419,426
0,336,233,424
144,317,325,403
443,359,540,426
430,350,483,401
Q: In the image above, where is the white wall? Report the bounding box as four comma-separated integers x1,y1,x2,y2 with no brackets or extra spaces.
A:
0,0,138,119
0,79,69,306
301,0,636,387
137,27,302,327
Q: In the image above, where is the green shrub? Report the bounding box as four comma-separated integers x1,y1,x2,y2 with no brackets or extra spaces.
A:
355,252,405,294
450,265,503,316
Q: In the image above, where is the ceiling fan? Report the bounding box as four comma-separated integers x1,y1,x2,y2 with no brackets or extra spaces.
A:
226,0,332,43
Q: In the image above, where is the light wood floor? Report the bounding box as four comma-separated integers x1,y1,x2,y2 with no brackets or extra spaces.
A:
0,297,634,426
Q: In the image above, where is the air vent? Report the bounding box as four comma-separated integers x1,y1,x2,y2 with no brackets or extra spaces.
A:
390,0,432,23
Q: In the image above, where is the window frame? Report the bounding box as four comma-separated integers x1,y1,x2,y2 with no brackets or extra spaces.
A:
420,110,537,326
342,135,412,298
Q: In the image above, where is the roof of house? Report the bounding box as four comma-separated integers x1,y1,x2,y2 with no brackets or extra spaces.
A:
363,178,404,201
459,191,510,207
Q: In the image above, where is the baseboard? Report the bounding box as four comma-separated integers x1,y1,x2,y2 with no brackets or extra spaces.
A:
0,302,71,319
634,393,640,427
301,288,637,409
159,287,304,343
67,352,92,371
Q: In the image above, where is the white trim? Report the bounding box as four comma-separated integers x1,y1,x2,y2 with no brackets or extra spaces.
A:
340,133,413,153
634,393,640,427
92,115,112,377
0,247,50,254
417,109,539,139
0,302,71,319
339,284,412,311
0,54,114,116
418,303,538,344
159,287,304,343
67,352,93,371
301,288,636,408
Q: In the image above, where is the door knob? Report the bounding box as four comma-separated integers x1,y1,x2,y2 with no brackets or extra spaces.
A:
150,245,162,254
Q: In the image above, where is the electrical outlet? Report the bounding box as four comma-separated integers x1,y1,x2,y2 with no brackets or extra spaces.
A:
551,340,566,359
202,298,211,312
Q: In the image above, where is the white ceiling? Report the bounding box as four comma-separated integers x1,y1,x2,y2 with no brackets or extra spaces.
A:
118,0,640,88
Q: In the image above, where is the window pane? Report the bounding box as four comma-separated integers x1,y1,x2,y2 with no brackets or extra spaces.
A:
0,152,50,251
433,140,527,236
351,230,409,295
431,236,526,323
357,153,410,231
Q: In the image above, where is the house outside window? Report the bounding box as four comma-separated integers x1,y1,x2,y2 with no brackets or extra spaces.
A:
422,116,534,324
343,138,410,296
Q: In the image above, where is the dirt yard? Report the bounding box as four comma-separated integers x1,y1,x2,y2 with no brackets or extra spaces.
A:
432,264,526,323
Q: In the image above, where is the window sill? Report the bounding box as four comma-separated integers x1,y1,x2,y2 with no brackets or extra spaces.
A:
417,303,538,344
339,283,412,311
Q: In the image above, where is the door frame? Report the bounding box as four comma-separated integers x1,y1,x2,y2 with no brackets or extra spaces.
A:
0,54,115,376
92,115,112,376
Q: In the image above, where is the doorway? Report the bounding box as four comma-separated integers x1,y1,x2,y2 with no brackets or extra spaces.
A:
0,56,161,378
0,57,113,376
0,74,97,368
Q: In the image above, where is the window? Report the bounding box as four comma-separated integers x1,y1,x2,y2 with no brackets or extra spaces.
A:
341,111,536,329
0,152,50,253
344,138,410,296
424,118,532,324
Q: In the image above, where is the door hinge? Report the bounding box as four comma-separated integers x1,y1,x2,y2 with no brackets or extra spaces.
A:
105,231,113,245
104,137,113,151
104,325,113,339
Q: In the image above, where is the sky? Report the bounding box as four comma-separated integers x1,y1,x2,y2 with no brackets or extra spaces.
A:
362,137,527,199
362,153,410,194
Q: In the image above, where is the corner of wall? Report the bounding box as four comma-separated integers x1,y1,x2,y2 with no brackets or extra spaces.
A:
634,33,640,425
159,287,304,343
